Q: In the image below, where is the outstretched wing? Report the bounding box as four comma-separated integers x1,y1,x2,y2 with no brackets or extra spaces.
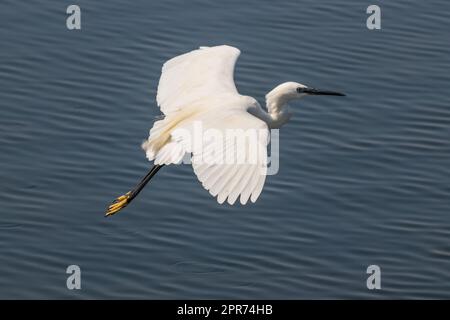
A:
156,45,241,115
149,45,270,204
188,109,270,205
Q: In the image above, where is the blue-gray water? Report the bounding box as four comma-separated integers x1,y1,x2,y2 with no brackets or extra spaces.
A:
1,0,450,299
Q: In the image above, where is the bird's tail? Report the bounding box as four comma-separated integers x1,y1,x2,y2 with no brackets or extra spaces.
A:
105,164,164,217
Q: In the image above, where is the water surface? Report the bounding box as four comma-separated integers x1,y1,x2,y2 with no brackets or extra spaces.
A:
1,0,450,298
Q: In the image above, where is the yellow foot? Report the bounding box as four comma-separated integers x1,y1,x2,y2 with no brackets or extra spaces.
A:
105,191,131,217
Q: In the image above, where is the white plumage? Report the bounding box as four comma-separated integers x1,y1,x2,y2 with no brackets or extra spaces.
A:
143,45,269,205
156,45,241,115
106,45,345,215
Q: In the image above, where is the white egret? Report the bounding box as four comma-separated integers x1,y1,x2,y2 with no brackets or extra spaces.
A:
106,45,345,216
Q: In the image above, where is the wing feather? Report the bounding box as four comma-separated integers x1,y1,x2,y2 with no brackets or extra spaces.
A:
191,111,270,205
156,45,241,115
145,45,270,204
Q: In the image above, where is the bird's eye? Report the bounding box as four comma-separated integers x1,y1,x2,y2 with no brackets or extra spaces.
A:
296,87,305,93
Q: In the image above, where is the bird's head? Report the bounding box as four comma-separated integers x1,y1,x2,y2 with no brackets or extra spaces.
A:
267,82,345,101
264,81,346,128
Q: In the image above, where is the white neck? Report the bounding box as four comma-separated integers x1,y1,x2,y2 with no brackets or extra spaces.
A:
262,89,293,129
248,83,304,128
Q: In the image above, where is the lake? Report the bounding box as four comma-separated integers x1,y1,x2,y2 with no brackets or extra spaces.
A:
0,0,450,299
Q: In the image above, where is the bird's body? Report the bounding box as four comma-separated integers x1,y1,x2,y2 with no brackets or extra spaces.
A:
106,45,344,216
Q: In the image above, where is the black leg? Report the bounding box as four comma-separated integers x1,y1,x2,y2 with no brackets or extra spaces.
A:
105,164,164,217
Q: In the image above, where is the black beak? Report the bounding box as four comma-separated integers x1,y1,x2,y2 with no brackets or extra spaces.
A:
302,88,346,96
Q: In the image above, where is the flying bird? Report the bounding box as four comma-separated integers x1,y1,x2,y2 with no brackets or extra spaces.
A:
106,45,345,216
